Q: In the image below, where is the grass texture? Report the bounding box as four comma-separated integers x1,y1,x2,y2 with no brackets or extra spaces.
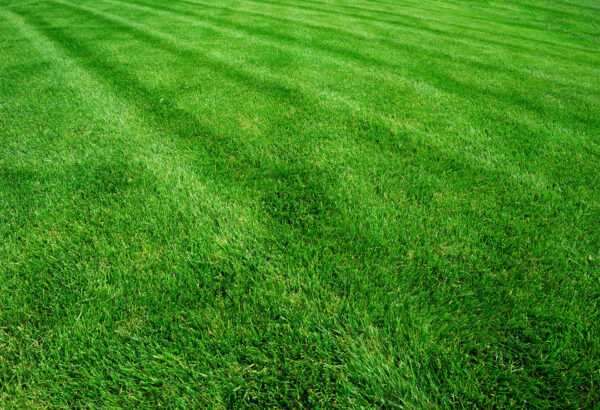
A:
0,0,599,407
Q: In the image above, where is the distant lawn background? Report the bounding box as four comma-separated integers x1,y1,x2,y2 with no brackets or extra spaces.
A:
0,0,599,407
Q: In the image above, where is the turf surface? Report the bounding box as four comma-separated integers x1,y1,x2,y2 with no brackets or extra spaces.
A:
1,0,599,407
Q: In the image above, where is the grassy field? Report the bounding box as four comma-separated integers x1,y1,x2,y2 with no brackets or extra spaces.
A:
0,0,599,407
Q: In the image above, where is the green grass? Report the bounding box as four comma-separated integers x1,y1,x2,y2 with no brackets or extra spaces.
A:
0,0,599,406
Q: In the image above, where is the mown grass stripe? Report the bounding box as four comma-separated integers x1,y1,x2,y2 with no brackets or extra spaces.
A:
43,0,574,187
259,0,600,43
243,0,600,53
99,0,600,162
15,0,600,209
150,0,600,88
176,0,600,73
22,0,600,237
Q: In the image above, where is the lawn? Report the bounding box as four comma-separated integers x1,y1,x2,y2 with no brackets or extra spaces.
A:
0,0,599,407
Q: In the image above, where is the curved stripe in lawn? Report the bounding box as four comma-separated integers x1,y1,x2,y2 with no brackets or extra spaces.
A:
91,0,600,169
13,0,578,214
137,0,600,95
288,0,600,36
177,0,599,65
23,0,600,199
38,0,564,186
122,0,600,130
6,4,450,306
34,0,600,193
241,0,600,54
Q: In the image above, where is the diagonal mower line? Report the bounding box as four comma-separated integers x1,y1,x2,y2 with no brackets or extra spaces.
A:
243,0,600,53
22,0,584,197
136,0,600,96
0,6,272,249
125,0,600,127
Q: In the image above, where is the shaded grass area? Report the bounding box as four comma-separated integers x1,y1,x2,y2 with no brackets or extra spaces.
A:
0,0,599,407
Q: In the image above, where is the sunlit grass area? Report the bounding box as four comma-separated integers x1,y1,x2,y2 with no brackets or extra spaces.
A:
1,0,599,406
